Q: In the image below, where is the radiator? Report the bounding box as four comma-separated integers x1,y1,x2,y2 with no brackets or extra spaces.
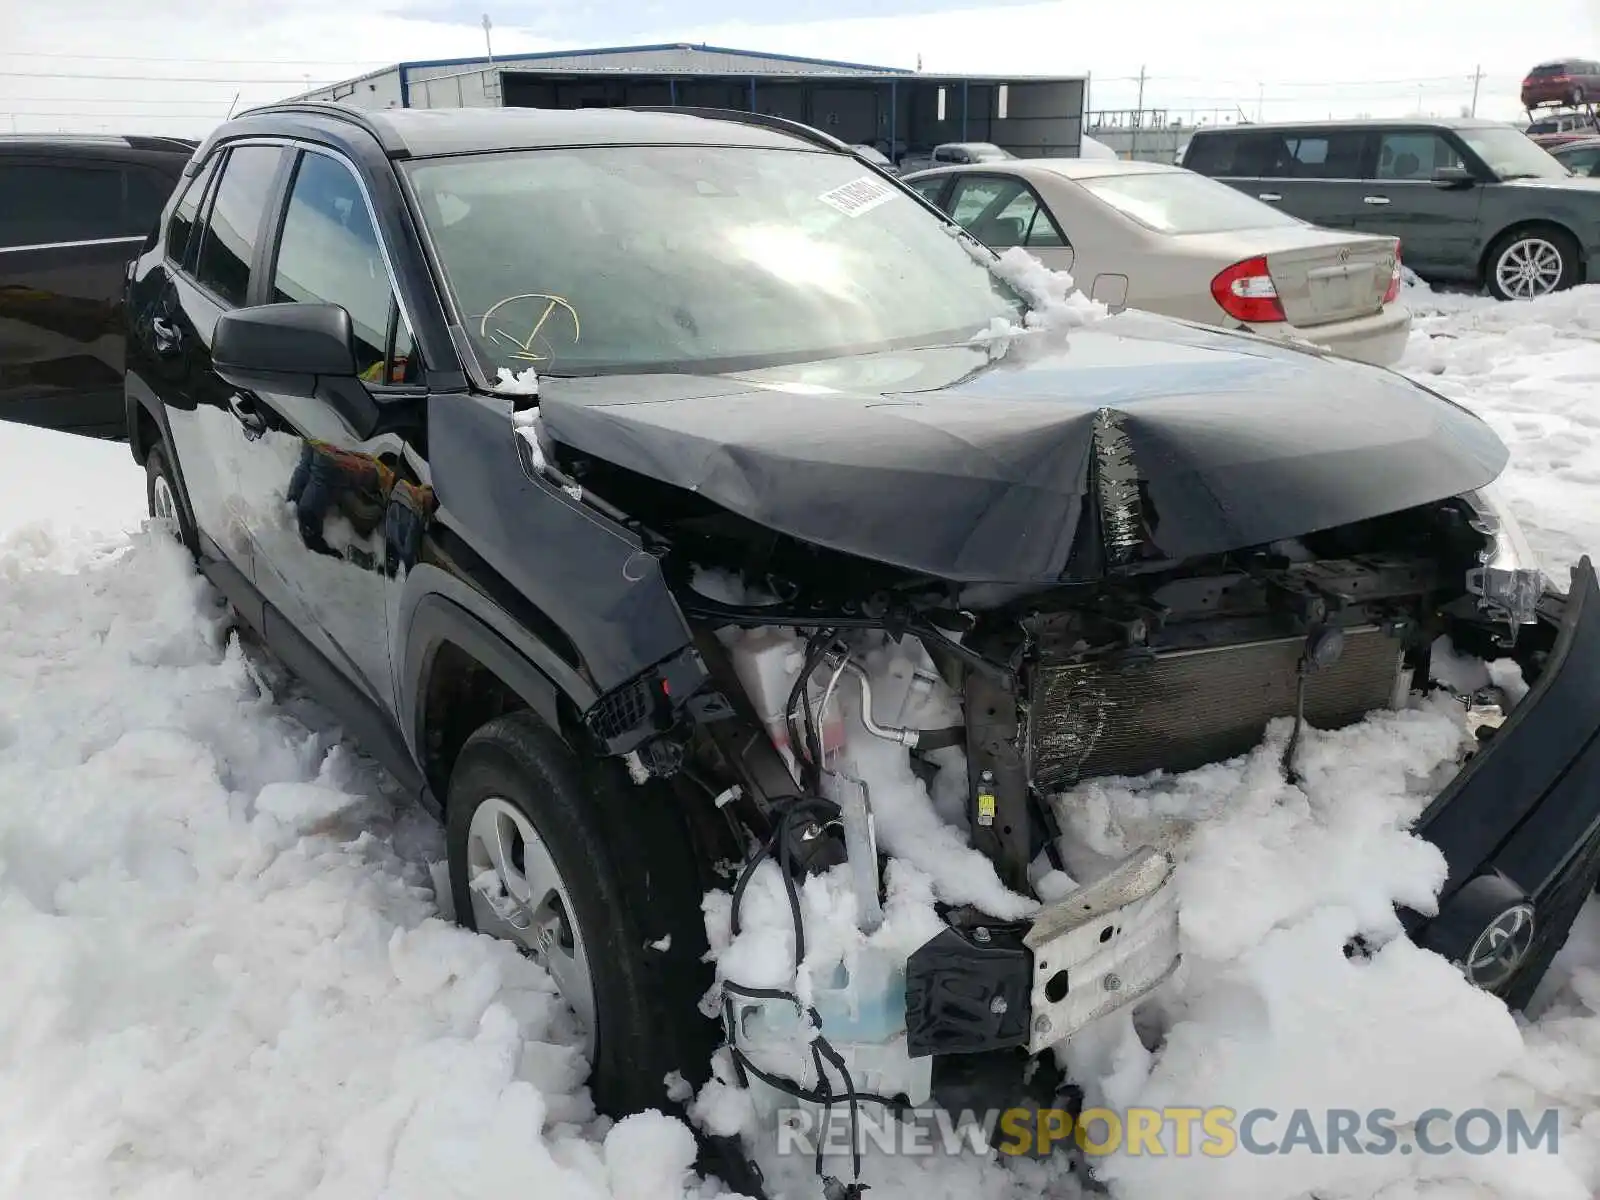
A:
1026,626,1405,789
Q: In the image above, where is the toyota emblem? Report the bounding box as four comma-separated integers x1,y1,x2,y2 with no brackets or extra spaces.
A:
1464,903,1536,990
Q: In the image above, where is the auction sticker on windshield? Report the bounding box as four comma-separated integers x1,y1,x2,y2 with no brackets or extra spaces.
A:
817,175,896,217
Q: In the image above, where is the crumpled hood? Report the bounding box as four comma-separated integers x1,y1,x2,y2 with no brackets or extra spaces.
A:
535,311,1508,583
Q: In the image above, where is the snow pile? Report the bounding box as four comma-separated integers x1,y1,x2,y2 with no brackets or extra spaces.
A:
0,517,725,1200
0,421,146,569
1400,283,1600,576
973,246,1108,357
696,622,1600,1199
496,365,541,396
1050,699,1568,1199
990,246,1107,332
511,407,551,474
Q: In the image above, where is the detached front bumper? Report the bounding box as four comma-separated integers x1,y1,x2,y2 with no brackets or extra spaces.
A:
905,558,1600,1060
1408,555,1600,1007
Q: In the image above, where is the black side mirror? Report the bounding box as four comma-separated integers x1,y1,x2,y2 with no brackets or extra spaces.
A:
213,302,381,438
1432,166,1477,188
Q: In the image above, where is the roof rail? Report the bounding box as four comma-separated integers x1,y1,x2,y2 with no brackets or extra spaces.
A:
623,105,852,155
229,100,409,155
125,134,199,153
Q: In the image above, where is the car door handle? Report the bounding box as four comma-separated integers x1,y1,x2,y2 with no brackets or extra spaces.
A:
228,393,267,440
1362,195,1391,205
1257,192,1282,201
150,315,181,355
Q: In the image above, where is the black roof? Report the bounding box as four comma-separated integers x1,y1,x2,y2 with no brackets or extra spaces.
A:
1193,116,1505,135
227,101,831,159
0,132,196,154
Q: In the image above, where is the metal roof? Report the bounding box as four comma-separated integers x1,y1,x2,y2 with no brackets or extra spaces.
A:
396,42,913,75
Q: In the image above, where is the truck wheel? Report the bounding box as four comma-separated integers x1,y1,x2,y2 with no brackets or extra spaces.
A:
446,710,717,1117
1486,226,1579,301
145,442,198,556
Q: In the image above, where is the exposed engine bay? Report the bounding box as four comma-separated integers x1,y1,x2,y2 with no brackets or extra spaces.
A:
523,395,1557,1190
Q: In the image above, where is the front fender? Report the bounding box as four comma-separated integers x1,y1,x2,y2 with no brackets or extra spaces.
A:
396,567,596,769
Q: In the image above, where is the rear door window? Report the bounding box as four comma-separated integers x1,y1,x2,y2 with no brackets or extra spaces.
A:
1182,131,1279,177
1373,131,1464,181
945,174,1067,248
0,158,186,250
193,144,287,307
124,165,177,240
166,154,221,271
906,175,950,204
1279,131,1367,178
0,160,127,248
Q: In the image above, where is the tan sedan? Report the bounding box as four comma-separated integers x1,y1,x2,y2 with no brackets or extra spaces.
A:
901,158,1411,367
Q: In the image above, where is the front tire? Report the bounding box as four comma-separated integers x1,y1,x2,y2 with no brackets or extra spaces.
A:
1485,226,1580,301
446,711,717,1117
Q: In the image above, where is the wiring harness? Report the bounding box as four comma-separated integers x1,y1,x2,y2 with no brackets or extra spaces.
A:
720,629,904,1200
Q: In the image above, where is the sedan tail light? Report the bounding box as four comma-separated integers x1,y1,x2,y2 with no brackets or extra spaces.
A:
1210,256,1285,323
1383,242,1403,305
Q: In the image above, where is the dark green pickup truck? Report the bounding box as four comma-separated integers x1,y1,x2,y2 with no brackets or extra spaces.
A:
1181,116,1600,301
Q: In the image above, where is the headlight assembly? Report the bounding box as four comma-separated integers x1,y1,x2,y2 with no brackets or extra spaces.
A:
1460,484,1544,629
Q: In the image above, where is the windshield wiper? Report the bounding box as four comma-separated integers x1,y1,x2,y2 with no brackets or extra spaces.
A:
1500,172,1548,180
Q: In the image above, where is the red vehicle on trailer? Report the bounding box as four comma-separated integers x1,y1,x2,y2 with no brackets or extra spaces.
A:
1522,59,1600,109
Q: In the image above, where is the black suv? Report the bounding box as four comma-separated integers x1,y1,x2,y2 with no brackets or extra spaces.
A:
1181,117,1600,300
1,134,194,436
127,101,1600,1192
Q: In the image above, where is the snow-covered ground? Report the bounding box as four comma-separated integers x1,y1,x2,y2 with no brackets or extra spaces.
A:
3,282,1600,1200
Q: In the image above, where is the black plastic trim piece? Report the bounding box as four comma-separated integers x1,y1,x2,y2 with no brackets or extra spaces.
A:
400,589,567,761
905,924,1032,1058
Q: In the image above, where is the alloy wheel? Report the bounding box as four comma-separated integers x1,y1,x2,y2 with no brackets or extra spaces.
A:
151,473,181,536
1495,237,1564,300
465,795,598,1056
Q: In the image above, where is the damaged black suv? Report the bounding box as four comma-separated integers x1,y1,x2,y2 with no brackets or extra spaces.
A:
124,101,1600,1194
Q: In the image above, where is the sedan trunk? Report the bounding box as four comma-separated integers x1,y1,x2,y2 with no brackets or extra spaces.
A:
1185,226,1399,327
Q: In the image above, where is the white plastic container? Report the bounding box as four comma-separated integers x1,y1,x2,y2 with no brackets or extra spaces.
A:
814,953,931,1105
811,948,904,1043
735,948,932,1107
727,629,846,772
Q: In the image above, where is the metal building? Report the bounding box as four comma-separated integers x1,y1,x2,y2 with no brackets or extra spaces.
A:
289,43,1088,159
